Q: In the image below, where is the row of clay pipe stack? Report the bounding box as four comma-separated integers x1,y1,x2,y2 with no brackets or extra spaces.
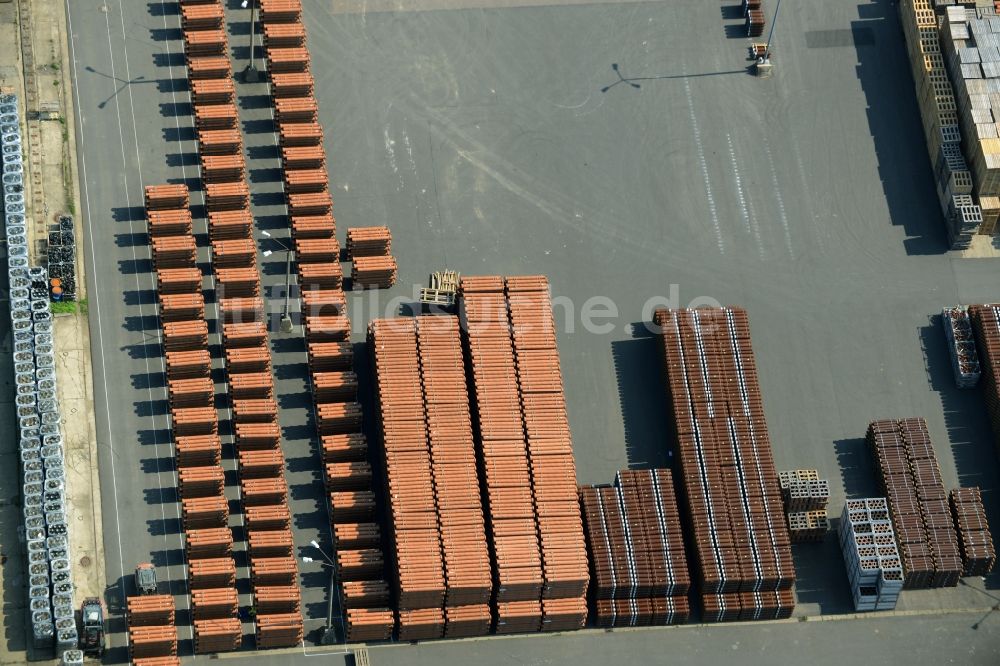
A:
254,0,395,643
457,276,589,633
368,316,494,639
184,0,306,649
127,595,179,664
145,179,241,655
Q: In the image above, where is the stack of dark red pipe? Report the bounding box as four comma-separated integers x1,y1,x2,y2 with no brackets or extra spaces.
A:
949,487,996,577
969,305,1000,460
252,0,394,643
459,276,589,633
743,0,765,37
128,595,178,663
653,307,794,621
580,469,690,627
368,316,493,639
868,419,962,588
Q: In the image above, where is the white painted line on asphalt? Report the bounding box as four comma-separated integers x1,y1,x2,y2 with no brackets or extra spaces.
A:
100,0,174,620
65,0,129,630
762,137,795,259
683,77,725,255
726,133,764,261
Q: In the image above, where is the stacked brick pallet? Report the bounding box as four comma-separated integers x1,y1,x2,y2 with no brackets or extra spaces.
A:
347,226,397,289
969,304,1000,458
950,487,996,576
146,183,240,652
579,469,690,627
899,0,988,245
458,276,589,633
253,0,394,643
653,307,795,621
181,0,304,648
839,499,904,611
867,418,962,588
368,316,493,639
127,595,178,662
778,470,830,543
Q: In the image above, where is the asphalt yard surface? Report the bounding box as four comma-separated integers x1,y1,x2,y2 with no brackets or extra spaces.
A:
67,0,1000,661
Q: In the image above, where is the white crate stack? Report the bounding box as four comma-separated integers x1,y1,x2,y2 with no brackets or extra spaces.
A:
839,499,904,611
942,306,982,388
1,92,76,655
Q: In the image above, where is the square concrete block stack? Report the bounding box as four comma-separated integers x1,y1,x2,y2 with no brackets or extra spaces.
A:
899,0,992,243
868,418,962,588
252,0,393,643
778,470,830,543
942,306,982,388
949,487,997,576
580,469,691,627
126,595,178,661
654,307,795,621
839,499,904,611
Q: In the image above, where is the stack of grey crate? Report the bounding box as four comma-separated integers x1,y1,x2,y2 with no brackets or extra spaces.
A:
1,93,77,654
839,499,905,611
942,306,981,388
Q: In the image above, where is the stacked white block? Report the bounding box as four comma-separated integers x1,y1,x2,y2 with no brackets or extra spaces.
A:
839,499,904,611
1,93,75,654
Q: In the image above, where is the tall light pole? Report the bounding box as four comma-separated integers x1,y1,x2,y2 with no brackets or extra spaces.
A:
241,0,260,83
261,230,294,333
302,539,338,645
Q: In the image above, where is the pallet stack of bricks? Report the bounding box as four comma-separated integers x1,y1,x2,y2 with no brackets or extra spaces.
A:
579,469,691,627
146,182,242,653
127,595,178,663
899,0,989,245
653,307,795,621
459,276,589,633
368,316,493,639
968,304,1000,459
839,499,904,611
949,487,997,575
867,418,962,588
778,470,830,543
252,0,394,643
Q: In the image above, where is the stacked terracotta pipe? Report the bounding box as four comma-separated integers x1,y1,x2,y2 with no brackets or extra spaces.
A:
368,316,493,639
180,0,310,648
253,0,394,643
458,276,589,633
346,227,396,290
146,182,240,650
127,595,178,662
949,487,996,576
580,470,691,627
868,419,962,588
653,307,795,621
